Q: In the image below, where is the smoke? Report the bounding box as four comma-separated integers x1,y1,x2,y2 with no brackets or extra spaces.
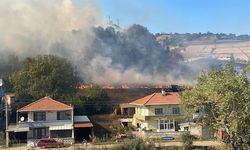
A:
0,0,197,85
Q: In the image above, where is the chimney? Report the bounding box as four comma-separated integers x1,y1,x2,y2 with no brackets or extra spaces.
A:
161,89,166,96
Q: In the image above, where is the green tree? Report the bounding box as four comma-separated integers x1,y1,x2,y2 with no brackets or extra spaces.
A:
0,54,20,91
11,55,79,99
181,65,250,150
78,87,110,115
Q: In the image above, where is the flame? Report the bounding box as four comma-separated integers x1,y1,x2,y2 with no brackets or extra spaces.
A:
78,84,174,89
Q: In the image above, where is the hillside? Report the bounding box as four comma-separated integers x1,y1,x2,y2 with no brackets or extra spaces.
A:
105,88,162,104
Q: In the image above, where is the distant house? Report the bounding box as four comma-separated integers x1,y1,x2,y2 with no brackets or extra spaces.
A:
130,91,185,132
130,90,213,139
7,97,74,145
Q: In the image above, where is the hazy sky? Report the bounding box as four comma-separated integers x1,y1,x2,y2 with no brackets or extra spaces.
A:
75,0,250,34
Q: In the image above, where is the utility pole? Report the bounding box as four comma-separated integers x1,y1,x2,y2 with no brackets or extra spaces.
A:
0,79,9,147
5,96,9,148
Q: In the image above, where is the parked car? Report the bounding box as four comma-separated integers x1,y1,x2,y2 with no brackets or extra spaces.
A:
36,138,64,148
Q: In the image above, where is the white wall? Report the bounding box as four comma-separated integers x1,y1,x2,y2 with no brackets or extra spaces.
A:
146,105,182,116
135,106,149,116
27,110,72,122
46,111,57,121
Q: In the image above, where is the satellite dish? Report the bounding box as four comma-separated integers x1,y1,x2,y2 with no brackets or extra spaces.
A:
20,116,25,122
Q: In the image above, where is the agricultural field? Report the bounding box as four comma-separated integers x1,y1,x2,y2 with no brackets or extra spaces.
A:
181,40,250,62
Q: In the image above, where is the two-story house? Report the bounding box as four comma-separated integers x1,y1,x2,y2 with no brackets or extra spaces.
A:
130,91,185,132
7,97,74,145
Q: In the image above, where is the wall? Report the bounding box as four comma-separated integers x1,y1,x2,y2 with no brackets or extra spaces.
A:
147,120,157,130
46,111,57,121
27,110,72,122
135,106,149,116
147,105,182,116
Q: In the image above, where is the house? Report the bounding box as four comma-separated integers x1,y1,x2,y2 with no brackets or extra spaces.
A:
130,91,185,132
130,90,214,140
119,103,135,127
7,97,74,146
119,103,135,116
74,116,93,142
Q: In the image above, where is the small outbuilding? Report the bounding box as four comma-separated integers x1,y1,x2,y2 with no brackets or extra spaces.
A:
74,116,93,142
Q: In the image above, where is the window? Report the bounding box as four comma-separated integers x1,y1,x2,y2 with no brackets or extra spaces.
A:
158,120,175,130
50,130,72,138
57,111,71,120
172,107,180,114
33,128,48,138
155,108,163,115
34,112,46,121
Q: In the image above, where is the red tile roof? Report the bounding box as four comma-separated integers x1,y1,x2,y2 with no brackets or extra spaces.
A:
18,97,73,112
74,122,93,128
130,92,180,106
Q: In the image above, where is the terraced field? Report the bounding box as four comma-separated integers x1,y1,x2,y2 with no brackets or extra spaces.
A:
182,40,250,62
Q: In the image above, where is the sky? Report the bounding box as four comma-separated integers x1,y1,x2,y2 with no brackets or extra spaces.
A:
75,0,250,35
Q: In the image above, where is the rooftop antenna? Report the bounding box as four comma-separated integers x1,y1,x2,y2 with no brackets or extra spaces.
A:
108,16,112,24
116,19,120,26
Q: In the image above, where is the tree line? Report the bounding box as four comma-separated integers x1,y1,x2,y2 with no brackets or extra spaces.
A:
0,54,111,115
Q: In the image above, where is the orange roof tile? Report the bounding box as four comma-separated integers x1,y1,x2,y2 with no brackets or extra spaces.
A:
74,122,93,128
130,92,180,106
18,97,73,112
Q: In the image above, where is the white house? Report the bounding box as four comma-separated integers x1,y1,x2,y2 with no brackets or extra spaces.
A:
7,97,74,145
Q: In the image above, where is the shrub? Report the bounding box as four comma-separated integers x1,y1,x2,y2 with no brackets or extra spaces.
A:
113,138,156,150
181,132,193,149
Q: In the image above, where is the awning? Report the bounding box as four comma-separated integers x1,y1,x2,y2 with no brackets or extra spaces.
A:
49,124,73,130
74,122,93,128
7,125,29,132
14,126,29,132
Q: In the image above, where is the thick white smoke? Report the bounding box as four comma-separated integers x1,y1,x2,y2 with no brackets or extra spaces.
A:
0,0,196,85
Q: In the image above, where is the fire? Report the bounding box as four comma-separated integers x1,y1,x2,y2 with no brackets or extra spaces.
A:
78,84,173,89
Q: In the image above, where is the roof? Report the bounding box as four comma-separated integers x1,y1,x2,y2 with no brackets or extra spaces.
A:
74,122,93,128
74,116,90,123
129,92,180,106
17,97,73,112
119,103,135,108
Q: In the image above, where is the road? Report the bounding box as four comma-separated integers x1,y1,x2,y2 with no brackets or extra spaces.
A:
1,141,222,150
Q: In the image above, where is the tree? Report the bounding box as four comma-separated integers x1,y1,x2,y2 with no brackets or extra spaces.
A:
11,55,79,99
0,54,20,92
77,87,111,115
181,65,250,150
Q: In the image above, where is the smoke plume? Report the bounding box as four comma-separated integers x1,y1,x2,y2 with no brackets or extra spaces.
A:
0,0,199,85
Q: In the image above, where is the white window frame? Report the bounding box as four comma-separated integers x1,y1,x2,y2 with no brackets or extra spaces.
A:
158,119,175,131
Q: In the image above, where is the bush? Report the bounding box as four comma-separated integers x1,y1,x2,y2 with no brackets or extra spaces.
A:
113,138,156,150
181,132,193,149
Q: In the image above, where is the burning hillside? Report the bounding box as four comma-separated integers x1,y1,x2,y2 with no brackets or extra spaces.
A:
78,84,191,90
0,0,243,86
